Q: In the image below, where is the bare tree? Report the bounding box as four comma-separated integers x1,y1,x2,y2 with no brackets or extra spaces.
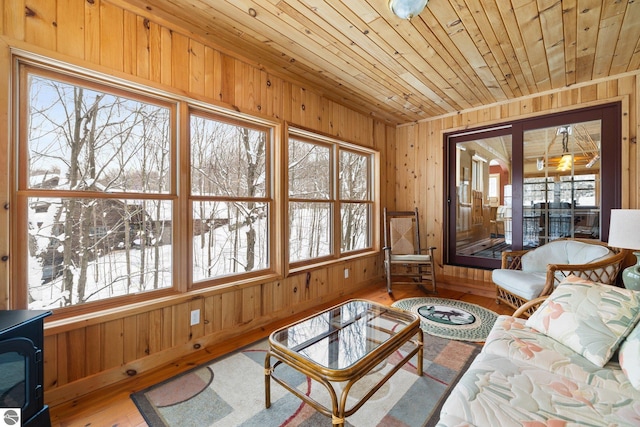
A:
241,128,265,271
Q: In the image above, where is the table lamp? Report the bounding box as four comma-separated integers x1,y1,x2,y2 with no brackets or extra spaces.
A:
608,209,640,290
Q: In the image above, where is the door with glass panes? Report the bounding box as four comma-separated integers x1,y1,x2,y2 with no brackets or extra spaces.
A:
446,103,621,269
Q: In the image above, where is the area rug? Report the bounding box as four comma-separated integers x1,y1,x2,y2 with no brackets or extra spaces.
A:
131,335,480,426
392,297,498,342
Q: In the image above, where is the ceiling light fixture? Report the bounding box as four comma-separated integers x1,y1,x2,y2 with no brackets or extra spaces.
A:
389,0,429,20
556,125,573,171
557,154,573,171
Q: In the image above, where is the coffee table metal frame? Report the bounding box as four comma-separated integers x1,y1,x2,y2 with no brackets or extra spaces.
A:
264,299,423,426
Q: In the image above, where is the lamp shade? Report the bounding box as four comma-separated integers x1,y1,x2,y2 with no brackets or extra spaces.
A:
609,209,640,291
608,209,640,250
556,153,573,171
389,0,429,19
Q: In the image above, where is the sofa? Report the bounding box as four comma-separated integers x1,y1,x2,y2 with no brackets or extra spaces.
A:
438,275,640,426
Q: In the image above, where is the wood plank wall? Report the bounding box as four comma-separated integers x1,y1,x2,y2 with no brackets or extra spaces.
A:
396,74,639,296
0,0,391,406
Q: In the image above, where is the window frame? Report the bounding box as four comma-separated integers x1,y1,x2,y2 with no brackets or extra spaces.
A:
339,147,374,255
286,127,376,271
14,61,180,313
188,107,276,287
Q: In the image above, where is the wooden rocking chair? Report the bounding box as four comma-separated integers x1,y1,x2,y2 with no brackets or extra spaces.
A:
383,208,437,295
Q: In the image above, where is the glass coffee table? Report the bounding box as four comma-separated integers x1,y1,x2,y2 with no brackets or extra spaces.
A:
264,299,423,426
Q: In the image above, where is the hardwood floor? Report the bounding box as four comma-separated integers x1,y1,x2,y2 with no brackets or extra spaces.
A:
49,281,513,427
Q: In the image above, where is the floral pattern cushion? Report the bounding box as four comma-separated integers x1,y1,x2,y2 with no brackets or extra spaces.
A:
484,316,634,393
525,276,640,367
619,320,640,390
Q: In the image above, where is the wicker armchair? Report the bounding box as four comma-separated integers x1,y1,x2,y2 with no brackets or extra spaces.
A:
493,239,627,317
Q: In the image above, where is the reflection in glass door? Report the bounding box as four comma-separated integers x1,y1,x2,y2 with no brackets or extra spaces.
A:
452,131,513,263
522,120,602,248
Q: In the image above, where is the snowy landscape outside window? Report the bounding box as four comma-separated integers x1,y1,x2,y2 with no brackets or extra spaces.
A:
340,150,372,253
14,61,377,312
288,138,331,263
190,112,271,281
288,131,373,265
20,66,175,310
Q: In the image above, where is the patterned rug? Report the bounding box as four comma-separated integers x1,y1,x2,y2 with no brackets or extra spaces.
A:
131,335,481,426
392,297,498,342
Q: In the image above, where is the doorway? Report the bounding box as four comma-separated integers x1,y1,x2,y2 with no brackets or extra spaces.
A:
445,103,621,269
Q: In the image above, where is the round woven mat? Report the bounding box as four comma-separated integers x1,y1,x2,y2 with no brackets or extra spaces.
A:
392,297,498,342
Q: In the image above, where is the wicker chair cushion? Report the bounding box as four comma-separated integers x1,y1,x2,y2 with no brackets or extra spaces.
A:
492,269,548,300
521,240,612,272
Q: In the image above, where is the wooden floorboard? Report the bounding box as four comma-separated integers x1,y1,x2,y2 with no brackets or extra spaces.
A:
49,280,513,427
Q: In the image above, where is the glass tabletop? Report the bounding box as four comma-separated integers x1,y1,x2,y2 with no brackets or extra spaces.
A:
269,299,417,371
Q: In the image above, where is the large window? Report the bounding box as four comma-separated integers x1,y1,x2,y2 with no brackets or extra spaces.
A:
288,130,374,265
19,65,175,309
13,61,378,312
190,112,271,282
446,103,621,269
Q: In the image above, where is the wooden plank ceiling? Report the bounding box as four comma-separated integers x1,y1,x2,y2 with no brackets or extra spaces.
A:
119,0,640,125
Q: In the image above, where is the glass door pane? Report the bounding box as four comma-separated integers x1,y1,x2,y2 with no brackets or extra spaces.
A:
522,120,602,248
454,135,512,261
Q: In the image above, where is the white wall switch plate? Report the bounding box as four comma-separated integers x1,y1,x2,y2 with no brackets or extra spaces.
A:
190,309,200,326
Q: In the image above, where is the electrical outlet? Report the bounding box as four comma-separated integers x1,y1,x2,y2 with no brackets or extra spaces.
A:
344,268,349,278
190,309,200,326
